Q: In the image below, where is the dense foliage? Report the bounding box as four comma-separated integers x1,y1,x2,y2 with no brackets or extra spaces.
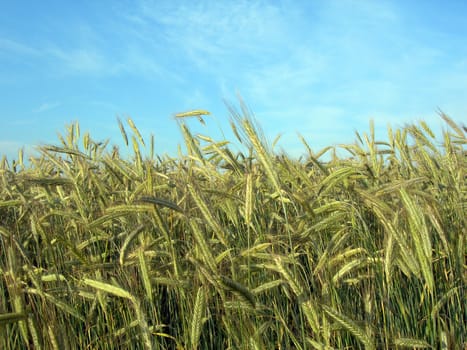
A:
1,107,466,349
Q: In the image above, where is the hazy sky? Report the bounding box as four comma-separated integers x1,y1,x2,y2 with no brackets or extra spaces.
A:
1,0,466,161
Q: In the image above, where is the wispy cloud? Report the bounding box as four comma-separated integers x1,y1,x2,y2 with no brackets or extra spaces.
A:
47,47,110,74
0,36,115,77
0,37,40,56
135,0,294,70
33,102,61,113
1,0,465,158
2,22,170,79
242,47,327,108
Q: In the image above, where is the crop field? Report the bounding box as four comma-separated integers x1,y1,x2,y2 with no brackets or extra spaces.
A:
0,106,465,349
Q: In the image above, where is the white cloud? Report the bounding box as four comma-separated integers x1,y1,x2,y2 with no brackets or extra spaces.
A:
33,102,61,113
2,0,465,158
135,0,294,69
242,47,327,109
121,47,183,81
181,88,210,109
46,46,116,74
0,37,40,56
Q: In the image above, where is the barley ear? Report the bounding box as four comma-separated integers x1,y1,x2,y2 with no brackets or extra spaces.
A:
191,286,207,349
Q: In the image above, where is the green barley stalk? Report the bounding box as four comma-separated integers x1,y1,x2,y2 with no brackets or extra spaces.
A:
190,286,207,349
82,278,153,350
322,305,375,350
187,183,228,246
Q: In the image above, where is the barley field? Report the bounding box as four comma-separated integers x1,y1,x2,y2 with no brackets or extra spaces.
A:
0,106,465,349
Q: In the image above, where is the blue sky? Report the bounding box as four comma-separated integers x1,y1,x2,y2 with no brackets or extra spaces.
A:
1,0,466,161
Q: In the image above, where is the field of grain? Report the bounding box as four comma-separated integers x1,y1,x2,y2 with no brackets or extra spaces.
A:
0,106,465,349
